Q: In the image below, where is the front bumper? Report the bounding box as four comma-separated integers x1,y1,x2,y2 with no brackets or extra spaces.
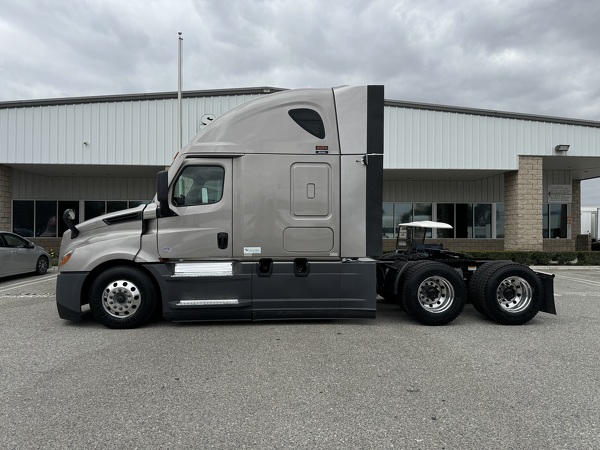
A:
56,271,89,321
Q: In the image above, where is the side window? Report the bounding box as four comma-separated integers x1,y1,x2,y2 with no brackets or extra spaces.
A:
172,165,225,207
288,108,326,139
4,233,27,248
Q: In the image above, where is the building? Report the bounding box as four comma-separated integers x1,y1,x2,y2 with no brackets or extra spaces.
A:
1,87,600,253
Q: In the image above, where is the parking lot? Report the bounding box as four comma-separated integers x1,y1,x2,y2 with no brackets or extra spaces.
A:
1,267,599,449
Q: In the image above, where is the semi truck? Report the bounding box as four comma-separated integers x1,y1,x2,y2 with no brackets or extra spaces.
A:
56,85,556,329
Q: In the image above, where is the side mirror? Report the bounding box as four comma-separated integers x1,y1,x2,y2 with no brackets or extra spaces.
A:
156,170,172,217
63,208,79,238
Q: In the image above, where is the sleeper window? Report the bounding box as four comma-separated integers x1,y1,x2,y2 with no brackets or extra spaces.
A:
288,108,326,139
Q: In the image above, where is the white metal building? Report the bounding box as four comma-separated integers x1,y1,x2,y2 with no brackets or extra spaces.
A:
1,87,599,253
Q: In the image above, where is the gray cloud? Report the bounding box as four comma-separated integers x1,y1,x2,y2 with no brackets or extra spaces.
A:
1,0,599,203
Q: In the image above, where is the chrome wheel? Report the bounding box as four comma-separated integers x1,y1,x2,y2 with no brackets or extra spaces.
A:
417,276,455,314
101,279,142,318
496,276,533,313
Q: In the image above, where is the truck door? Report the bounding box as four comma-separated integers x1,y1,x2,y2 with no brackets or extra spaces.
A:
153,158,252,322
157,159,233,260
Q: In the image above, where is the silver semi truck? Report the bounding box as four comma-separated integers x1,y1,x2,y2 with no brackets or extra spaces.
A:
56,85,556,329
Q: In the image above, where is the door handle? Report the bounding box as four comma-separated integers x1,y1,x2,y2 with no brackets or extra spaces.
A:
217,232,228,249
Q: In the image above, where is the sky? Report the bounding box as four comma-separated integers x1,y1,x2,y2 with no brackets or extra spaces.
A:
1,0,599,205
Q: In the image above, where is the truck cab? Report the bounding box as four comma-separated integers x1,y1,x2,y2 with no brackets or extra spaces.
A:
56,85,385,328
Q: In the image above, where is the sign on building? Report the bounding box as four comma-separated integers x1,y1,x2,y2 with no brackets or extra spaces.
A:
548,184,572,203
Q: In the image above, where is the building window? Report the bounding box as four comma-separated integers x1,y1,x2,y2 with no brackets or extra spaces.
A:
394,203,413,231
12,200,59,238
382,202,503,240
13,200,149,237
36,201,57,237
107,201,128,213
413,203,432,221
543,204,567,238
13,200,34,237
84,200,150,220
496,203,505,238
473,204,492,238
382,203,394,238
455,203,473,238
84,201,106,221
436,204,455,238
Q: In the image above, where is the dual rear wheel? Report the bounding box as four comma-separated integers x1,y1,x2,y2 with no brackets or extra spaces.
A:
394,260,543,326
468,262,543,325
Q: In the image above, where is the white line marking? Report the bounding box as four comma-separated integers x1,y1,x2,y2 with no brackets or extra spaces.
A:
554,274,600,287
0,274,58,293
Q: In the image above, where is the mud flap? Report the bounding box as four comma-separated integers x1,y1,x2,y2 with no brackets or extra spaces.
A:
536,271,556,315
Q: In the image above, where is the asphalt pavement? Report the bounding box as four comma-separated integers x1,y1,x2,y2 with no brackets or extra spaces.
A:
1,267,599,449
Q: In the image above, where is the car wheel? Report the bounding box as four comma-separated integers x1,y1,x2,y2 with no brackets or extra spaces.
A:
36,256,49,275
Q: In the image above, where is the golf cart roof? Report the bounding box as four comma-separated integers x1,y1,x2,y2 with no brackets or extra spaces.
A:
398,221,453,229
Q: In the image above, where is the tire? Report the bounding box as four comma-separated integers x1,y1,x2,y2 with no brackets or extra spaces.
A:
36,256,49,275
468,261,514,319
89,266,157,329
400,261,466,325
470,263,543,325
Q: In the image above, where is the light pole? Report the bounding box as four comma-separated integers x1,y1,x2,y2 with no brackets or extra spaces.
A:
178,31,183,151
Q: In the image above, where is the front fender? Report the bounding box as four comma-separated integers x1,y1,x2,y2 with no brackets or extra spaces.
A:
60,231,141,272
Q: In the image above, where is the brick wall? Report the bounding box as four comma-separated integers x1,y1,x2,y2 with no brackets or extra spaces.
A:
0,165,12,231
30,237,62,254
504,156,543,251
571,179,581,237
543,239,576,252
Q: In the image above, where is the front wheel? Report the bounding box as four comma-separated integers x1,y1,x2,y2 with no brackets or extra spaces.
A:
89,266,157,329
400,261,466,325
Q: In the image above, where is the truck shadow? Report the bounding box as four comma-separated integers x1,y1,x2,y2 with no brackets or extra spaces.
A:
65,300,498,329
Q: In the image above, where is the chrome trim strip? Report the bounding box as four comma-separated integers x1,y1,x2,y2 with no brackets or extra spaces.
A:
173,262,233,277
176,299,239,306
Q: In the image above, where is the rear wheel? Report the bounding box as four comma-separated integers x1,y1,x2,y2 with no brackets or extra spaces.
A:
470,263,543,325
400,261,466,325
468,261,513,318
36,256,49,275
89,266,157,329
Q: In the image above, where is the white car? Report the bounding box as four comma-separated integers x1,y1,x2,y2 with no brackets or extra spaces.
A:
0,232,52,278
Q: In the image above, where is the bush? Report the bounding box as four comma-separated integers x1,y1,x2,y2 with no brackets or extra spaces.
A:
467,251,600,265
529,251,553,265
577,251,600,265
554,252,577,265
